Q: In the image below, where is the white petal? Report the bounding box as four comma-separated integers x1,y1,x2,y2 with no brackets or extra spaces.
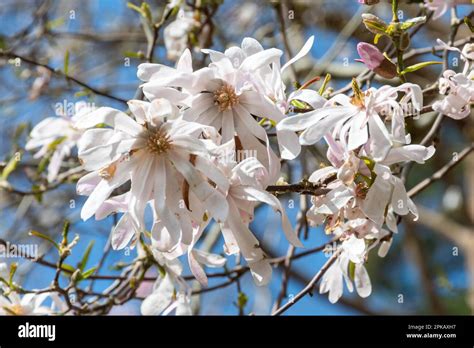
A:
354,264,372,298
281,35,314,74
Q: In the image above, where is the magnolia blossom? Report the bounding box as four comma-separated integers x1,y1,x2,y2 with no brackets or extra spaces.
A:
320,236,371,304
0,264,66,315
211,142,302,285
424,0,472,20
277,83,423,162
138,37,316,182
140,246,192,316
26,101,95,182
433,70,474,119
361,144,435,226
75,99,229,252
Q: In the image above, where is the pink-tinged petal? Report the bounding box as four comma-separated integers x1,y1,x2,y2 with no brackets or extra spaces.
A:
111,213,136,250
281,36,314,74
239,91,285,122
46,146,67,182
234,104,267,141
277,128,301,160
76,171,102,196
127,100,148,124
74,107,142,136
78,132,136,171
391,176,408,215
365,113,392,162
188,250,208,286
378,238,392,258
226,198,271,286
276,108,326,132
169,152,229,221
221,109,235,142
172,136,211,157
140,274,175,315
137,63,170,81
241,37,264,56
354,264,372,298
233,186,303,247
308,166,338,183
314,185,354,215
193,156,229,193
193,249,226,268
240,48,282,72
176,48,193,73
95,192,129,220
347,112,368,150
382,145,435,166
319,261,344,304
220,222,240,255
361,166,391,226
299,108,354,145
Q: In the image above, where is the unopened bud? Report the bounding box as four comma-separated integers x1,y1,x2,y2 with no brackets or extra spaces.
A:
399,32,411,51
362,13,388,36
356,42,397,79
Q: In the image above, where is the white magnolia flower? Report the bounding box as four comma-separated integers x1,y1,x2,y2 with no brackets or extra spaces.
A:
0,291,63,315
138,40,302,183
76,99,229,252
424,0,472,20
277,83,422,162
433,70,474,120
25,101,95,182
320,245,371,304
212,142,302,285
362,144,435,226
140,247,192,316
201,36,317,161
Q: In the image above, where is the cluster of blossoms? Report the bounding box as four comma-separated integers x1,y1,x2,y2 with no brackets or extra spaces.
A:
22,5,473,314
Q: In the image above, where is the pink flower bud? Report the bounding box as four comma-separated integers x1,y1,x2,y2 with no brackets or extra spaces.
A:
356,42,397,79
357,42,384,70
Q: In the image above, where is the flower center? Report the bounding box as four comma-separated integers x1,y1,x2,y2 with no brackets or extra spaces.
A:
146,128,172,155
5,304,25,315
214,83,239,112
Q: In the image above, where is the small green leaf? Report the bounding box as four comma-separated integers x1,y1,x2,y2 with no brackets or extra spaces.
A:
1,152,21,181
374,33,382,44
29,230,59,250
78,241,94,272
400,61,442,75
318,73,331,96
348,261,356,281
61,264,76,273
63,50,70,75
79,266,97,281
123,50,145,59
9,262,18,286
127,2,143,15
62,220,71,241
290,99,311,110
